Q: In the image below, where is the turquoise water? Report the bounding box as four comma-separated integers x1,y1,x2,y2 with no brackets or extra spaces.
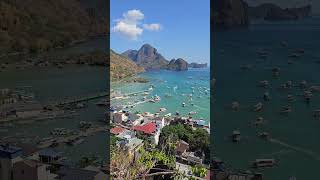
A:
213,18,320,179
111,68,210,123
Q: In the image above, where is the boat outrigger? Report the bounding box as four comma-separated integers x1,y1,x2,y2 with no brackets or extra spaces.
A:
252,159,276,168
253,102,263,112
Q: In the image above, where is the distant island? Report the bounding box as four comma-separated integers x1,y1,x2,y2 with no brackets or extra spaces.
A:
121,44,205,72
188,62,208,68
110,43,208,81
249,3,311,21
167,58,188,71
213,0,312,29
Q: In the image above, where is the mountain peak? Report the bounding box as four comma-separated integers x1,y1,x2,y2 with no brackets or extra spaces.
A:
122,44,168,70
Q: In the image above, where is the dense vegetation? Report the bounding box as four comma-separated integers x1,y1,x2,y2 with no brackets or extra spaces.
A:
159,124,210,162
110,50,144,81
0,0,105,55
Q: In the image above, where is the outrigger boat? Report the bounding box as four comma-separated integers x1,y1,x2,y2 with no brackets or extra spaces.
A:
254,117,264,126
231,130,241,142
280,106,292,114
159,108,167,112
253,102,263,112
231,101,240,111
258,132,270,140
258,80,269,88
252,159,276,168
299,80,307,89
188,111,197,115
287,94,295,102
263,92,270,101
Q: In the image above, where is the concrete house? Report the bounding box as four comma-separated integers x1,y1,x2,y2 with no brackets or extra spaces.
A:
0,144,23,180
13,160,57,180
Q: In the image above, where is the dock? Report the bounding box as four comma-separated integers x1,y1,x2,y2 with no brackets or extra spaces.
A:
47,92,108,107
111,89,150,100
37,126,108,149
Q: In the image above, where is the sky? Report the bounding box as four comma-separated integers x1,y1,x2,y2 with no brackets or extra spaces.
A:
110,0,210,64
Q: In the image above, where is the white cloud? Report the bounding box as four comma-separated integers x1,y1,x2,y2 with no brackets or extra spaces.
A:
123,9,144,23
143,23,162,31
112,21,143,40
112,9,162,40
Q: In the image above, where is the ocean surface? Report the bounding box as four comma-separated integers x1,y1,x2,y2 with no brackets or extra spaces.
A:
0,38,107,165
213,17,320,179
111,68,210,123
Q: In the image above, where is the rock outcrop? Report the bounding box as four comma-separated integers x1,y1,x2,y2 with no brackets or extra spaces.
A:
166,58,188,71
122,44,169,70
214,0,249,29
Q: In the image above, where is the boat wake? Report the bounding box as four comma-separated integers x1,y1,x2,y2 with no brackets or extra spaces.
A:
269,138,320,161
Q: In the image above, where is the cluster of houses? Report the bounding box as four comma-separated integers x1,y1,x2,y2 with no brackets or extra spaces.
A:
0,143,108,180
0,88,44,121
110,107,166,149
110,107,211,179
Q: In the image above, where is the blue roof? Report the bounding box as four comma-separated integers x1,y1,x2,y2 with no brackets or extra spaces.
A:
0,144,22,159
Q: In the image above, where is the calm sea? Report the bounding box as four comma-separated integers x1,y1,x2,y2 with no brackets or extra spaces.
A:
0,37,107,165
111,68,210,123
213,17,320,179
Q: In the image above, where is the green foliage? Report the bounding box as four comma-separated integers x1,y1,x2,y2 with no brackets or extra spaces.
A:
137,149,176,170
191,165,207,178
0,0,104,55
77,155,98,168
110,135,120,147
160,124,210,161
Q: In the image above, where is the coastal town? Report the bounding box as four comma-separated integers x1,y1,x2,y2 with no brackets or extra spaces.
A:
110,84,211,179
0,86,109,180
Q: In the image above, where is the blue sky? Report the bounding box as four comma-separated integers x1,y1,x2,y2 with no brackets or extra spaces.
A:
110,0,210,64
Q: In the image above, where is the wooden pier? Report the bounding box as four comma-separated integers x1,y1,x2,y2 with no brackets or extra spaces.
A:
47,92,108,107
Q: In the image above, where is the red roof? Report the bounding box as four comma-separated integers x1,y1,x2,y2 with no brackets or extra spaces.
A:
110,127,125,135
132,122,156,135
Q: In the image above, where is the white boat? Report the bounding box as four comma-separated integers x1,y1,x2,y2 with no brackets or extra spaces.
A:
164,113,171,117
154,95,161,102
188,111,197,115
159,108,167,112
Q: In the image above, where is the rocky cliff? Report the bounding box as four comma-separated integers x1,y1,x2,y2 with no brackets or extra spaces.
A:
122,44,169,70
214,0,250,29
166,58,188,71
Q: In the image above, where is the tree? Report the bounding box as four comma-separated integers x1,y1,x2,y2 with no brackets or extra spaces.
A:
160,124,210,161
